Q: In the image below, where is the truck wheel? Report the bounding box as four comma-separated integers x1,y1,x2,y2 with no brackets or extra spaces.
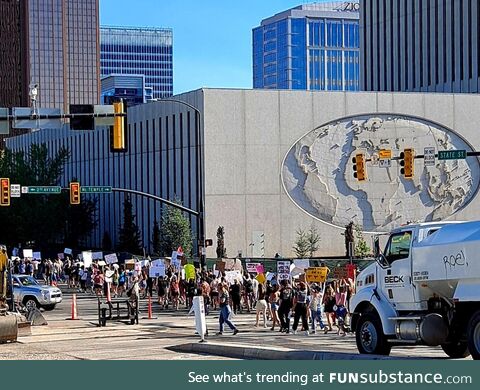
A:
356,312,391,355
23,297,39,311
467,310,480,360
441,341,470,359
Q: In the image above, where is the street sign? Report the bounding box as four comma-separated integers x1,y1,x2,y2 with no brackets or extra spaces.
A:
80,186,113,194
21,186,28,194
438,150,467,160
10,184,21,198
27,186,62,194
13,108,62,130
379,159,391,168
424,147,436,167
378,149,392,159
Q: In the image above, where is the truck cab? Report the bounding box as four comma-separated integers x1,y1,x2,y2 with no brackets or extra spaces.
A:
351,221,480,359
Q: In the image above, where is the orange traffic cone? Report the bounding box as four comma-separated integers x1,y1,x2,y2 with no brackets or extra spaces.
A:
71,293,78,320
148,296,153,319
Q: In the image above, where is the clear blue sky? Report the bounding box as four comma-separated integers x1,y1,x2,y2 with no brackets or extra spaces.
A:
100,0,331,95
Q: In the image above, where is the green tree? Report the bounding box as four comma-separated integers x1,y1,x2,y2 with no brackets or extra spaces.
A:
293,229,310,258
354,224,371,258
0,144,96,250
216,226,227,258
117,196,143,254
158,202,193,257
306,226,321,257
151,220,161,255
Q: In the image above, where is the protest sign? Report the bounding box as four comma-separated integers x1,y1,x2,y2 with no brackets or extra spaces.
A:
23,249,33,258
184,264,196,281
256,264,265,274
305,267,329,283
57,253,64,260
150,260,166,278
277,261,291,280
64,248,73,255
293,259,310,270
105,270,114,283
104,253,118,264
92,252,103,260
82,251,93,268
124,259,135,270
225,270,242,285
233,259,243,271
255,273,266,284
33,252,42,260
333,266,349,280
246,262,261,274
346,264,357,280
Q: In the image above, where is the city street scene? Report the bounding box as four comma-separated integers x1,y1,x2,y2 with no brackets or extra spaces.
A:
1,0,480,364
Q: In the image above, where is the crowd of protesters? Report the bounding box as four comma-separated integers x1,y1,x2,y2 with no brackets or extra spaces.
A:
11,256,356,336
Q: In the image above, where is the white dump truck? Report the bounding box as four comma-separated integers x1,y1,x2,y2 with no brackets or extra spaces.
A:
350,221,480,359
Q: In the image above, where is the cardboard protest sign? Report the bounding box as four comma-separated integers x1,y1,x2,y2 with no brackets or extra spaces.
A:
255,273,266,284
256,264,265,274
333,266,349,280
104,253,118,264
305,267,329,283
105,270,114,283
246,262,261,274
184,264,196,281
225,270,242,284
97,260,106,266
293,259,310,270
23,249,33,258
92,252,103,260
82,251,92,268
346,264,356,280
277,260,291,280
64,248,73,255
124,259,135,270
150,260,166,278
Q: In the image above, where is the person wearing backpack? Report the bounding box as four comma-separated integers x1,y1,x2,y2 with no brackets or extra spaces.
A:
278,280,293,333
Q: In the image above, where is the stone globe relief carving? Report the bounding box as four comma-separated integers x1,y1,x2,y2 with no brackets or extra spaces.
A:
281,114,480,232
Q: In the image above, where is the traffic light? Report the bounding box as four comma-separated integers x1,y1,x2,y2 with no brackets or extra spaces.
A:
70,182,80,205
111,101,127,152
352,153,367,181
0,178,10,206
400,148,415,179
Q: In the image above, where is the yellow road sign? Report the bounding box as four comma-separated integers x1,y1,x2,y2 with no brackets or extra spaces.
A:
378,149,392,159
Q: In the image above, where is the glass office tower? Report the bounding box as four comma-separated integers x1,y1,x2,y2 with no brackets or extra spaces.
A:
253,2,360,91
100,26,173,99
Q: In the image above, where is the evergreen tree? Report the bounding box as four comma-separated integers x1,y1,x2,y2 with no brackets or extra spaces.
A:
293,229,310,258
354,224,371,258
159,203,193,257
306,226,321,257
118,196,143,254
0,144,96,250
216,226,227,258
152,220,161,255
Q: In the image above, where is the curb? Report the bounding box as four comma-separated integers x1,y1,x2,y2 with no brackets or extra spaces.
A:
168,343,399,360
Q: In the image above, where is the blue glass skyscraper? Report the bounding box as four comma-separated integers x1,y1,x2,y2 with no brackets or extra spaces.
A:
100,26,173,99
253,2,360,91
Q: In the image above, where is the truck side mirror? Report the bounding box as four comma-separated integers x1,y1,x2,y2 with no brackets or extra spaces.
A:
377,254,390,269
373,236,380,257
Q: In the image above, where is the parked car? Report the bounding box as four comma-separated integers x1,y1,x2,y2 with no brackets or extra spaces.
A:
12,275,62,311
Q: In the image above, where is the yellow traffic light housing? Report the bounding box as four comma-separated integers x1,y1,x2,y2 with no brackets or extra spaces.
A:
0,178,10,206
112,101,127,152
400,148,415,179
352,153,367,182
70,182,80,205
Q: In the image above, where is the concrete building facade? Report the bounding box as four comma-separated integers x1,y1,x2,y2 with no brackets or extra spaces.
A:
7,89,480,257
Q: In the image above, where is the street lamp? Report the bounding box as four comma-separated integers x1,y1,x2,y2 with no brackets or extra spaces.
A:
156,98,206,268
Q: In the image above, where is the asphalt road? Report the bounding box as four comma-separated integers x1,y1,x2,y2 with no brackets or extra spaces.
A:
2,287,471,360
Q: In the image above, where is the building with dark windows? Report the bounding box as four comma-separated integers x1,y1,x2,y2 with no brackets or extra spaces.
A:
361,0,480,93
101,74,152,106
100,26,173,99
253,2,360,91
10,88,480,258
0,0,100,148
